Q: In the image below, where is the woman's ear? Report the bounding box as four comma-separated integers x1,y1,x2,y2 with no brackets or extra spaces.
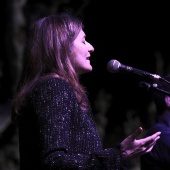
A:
165,96,170,107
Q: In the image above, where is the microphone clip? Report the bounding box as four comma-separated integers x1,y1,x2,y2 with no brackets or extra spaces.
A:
139,81,170,96
139,81,158,90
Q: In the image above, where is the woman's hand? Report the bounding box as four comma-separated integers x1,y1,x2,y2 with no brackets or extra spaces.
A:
120,127,161,160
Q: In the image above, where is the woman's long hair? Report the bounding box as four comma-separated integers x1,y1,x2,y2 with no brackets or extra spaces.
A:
12,12,89,121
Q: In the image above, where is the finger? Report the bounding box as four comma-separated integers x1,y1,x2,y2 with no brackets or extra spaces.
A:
154,135,161,141
145,145,154,153
144,131,161,143
144,135,161,154
129,127,143,140
144,139,157,150
151,131,161,137
141,132,161,146
139,141,157,156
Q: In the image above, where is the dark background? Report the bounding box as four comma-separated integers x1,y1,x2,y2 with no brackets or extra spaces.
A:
0,1,170,169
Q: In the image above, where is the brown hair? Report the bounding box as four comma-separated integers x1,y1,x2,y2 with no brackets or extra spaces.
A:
12,12,89,121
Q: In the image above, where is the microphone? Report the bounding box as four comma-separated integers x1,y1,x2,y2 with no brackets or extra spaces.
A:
107,59,161,80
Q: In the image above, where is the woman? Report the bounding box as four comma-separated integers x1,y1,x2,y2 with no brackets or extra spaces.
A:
12,12,161,170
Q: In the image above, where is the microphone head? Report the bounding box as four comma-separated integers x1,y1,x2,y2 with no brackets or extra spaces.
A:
107,59,121,73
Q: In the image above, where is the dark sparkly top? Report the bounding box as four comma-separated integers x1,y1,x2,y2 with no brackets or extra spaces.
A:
18,78,125,170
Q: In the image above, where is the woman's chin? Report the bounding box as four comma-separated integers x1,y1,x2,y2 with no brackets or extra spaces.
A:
79,67,93,74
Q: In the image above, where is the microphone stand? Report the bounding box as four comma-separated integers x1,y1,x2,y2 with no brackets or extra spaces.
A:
139,81,170,96
159,77,170,85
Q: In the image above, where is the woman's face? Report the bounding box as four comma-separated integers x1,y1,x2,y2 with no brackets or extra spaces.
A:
72,29,94,75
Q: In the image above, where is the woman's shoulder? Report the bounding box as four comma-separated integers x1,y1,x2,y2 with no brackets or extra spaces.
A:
30,77,75,99
35,77,70,89
28,77,73,96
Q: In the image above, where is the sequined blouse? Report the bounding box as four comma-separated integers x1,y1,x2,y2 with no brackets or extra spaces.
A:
18,77,125,170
